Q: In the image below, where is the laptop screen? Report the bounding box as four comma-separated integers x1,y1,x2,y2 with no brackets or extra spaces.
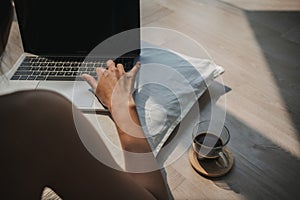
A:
14,0,140,56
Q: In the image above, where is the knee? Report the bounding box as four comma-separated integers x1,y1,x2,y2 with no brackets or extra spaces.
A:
0,90,76,133
18,90,74,117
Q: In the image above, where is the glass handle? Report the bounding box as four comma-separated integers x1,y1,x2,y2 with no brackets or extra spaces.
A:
218,151,228,168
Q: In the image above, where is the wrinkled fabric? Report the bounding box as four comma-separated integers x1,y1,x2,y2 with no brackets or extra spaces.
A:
134,43,224,156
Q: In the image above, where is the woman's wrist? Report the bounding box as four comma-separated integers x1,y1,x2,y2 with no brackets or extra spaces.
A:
108,97,136,114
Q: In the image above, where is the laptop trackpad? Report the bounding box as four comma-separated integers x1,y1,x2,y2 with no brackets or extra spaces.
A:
37,81,104,111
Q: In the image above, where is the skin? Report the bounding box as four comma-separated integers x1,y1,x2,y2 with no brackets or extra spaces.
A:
0,60,169,199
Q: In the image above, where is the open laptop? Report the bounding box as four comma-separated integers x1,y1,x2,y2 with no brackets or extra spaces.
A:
7,0,140,111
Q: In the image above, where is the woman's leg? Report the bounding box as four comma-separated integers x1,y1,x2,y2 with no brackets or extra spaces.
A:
0,90,158,199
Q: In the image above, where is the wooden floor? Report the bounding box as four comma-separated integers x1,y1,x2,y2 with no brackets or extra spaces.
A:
142,0,300,199
1,0,300,199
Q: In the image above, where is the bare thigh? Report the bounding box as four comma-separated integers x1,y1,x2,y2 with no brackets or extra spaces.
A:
0,90,156,200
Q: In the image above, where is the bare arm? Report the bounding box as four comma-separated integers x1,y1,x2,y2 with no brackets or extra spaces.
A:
82,60,169,200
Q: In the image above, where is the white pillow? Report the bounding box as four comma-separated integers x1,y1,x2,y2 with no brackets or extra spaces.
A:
134,43,224,156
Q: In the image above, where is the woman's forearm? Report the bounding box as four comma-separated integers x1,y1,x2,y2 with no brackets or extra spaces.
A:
83,61,169,199
109,99,152,153
109,101,169,200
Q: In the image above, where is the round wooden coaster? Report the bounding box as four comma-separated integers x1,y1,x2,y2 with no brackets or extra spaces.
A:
189,146,234,178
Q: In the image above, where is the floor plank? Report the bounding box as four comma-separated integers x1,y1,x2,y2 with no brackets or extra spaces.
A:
141,0,300,199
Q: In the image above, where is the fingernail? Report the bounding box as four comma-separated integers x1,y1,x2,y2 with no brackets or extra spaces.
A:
106,59,114,66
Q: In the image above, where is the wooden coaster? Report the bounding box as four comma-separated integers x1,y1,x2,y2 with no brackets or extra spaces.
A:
189,146,234,178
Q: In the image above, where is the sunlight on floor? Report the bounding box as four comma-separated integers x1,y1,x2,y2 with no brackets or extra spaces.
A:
222,5,300,158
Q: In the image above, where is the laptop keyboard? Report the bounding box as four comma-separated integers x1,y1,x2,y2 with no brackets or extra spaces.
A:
10,56,135,81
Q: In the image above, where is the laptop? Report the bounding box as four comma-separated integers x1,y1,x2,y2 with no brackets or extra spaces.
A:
7,0,140,111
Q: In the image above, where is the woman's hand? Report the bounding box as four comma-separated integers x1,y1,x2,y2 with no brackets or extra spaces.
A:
82,60,169,199
83,59,142,138
82,60,140,110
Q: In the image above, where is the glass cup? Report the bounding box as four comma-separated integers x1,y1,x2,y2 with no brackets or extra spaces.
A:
192,120,230,167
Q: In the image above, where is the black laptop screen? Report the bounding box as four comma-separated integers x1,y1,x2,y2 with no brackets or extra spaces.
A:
14,0,140,56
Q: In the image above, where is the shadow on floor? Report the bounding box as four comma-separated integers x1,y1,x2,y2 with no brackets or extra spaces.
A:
245,10,300,138
216,111,300,199
198,86,299,199
199,77,300,199
161,80,300,199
